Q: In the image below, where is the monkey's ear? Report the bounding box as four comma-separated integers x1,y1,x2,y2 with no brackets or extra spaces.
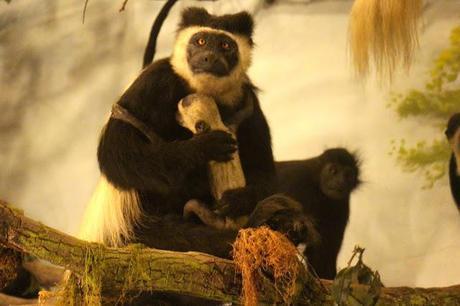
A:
230,11,254,39
179,7,210,29
179,8,254,43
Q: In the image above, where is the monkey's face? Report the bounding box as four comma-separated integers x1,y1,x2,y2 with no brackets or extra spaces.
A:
171,25,252,105
187,31,239,77
177,94,222,134
319,162,359,200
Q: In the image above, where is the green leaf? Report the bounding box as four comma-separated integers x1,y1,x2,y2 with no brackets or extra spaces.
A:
388,25,460,188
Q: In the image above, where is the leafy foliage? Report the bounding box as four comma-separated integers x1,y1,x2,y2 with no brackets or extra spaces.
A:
389,26,460,187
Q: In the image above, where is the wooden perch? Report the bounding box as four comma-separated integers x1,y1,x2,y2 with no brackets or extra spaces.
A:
0,200,460,305
0,293,37,305
0,200,321,304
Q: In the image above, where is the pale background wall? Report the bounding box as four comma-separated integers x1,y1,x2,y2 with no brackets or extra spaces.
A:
0,0,459,287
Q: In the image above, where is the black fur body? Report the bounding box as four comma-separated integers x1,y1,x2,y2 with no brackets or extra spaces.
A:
276,148,361,279
445,113,460,211
99,58,275,256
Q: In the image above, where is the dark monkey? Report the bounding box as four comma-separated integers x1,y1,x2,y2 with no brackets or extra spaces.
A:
276,148,361,279
184,147,361,279
445,113,460,211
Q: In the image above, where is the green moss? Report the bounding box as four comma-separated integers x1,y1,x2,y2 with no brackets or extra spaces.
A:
117,244,152,305
57,243,159,305
58,245,104,306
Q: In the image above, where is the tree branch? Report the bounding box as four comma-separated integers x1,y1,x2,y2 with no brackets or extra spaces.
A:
0,200,459,305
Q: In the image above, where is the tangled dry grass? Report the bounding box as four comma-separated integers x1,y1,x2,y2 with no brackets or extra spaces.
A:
232,226,305,306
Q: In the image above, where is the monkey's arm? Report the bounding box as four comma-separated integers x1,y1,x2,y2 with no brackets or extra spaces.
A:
218,92,276,218
98,118,235,193
98,60,235,192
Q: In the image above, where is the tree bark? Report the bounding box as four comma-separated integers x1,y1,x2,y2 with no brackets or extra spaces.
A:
0,200,459,305
0,292,38,305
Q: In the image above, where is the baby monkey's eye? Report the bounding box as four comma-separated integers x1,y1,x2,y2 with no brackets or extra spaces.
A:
221,42,230,50
329,165,337,175
197,38,206,46
195,120,210,134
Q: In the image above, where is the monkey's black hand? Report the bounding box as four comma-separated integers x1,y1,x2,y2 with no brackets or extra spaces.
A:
216,187,255,218
193,130,237,163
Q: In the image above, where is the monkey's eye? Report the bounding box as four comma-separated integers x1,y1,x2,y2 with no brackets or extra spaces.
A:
195,121,210,134
197,38,206,46
221,42,230,50
329,165,337,175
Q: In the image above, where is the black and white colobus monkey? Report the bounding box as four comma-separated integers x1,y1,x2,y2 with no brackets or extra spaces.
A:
445,113,460,211
276,148,361,279
79,7,313,262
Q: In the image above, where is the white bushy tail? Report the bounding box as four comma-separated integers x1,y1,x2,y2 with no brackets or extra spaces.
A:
78,175,142,247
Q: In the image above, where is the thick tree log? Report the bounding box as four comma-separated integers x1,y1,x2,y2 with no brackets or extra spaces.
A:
0,200,459,305
0,200,323,304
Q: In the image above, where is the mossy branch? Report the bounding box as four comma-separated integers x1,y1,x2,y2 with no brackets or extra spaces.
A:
0,200,459,305
0,200,323,304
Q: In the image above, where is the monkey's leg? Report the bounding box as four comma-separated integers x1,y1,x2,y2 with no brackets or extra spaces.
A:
183,199,238,230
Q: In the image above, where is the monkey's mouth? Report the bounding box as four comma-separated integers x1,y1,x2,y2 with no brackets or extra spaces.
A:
191,66,229,77
189,58,230,77
324,187,348,200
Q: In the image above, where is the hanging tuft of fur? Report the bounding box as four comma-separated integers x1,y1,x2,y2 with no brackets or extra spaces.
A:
348,0,423,81
78,175,142,247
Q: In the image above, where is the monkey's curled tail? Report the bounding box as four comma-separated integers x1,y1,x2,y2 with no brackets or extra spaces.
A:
78,176,142,247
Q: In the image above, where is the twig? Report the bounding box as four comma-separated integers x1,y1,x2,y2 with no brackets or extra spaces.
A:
82,0,89,24
119,0,129,12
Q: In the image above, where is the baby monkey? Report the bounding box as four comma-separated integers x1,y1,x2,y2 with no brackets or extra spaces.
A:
177,93,247,230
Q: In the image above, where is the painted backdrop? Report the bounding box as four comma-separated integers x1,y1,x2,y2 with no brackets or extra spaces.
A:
0,0,459,288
